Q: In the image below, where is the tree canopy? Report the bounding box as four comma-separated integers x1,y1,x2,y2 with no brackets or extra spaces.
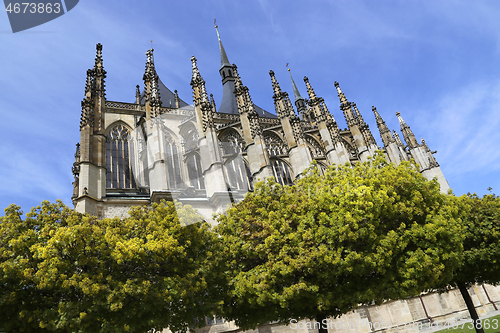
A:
443,192,500,333
0,200,221,333
454,192,500,286
216,154,464,329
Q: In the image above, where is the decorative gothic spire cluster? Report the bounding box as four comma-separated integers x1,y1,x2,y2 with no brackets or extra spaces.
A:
373,106,395,146
190,56,214,132
269,70,304,143
233,65,261,139
304,76,342,145
353,103,377,146
335,81,359,128
80,69,94,129
93,43,106,98
143,49,162,118
396,111,419,149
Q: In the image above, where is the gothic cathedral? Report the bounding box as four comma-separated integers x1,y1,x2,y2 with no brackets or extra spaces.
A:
71,26,450,221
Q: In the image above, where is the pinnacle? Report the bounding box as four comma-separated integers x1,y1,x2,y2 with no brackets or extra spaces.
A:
334,81,348,105
191,56,201,80
269,70,281,94
303,76,317,99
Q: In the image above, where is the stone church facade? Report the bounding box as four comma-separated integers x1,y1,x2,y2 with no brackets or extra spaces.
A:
70,27,500,333
72,26,449,222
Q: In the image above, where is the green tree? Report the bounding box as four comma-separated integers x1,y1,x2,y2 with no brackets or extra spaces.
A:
0,200,221,333
216,154,464,331
445,192,500,333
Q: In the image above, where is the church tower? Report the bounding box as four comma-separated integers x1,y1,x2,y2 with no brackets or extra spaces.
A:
73,44,107,216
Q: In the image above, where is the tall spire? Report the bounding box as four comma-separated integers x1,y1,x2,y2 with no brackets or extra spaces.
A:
214,21,239,114
396,111,419,148
288,67,303,101
215,20,231,69
288,67,306,117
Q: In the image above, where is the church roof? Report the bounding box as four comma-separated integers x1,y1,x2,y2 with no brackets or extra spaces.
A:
140,77,189,108
217,74,277,118
253,104,277,118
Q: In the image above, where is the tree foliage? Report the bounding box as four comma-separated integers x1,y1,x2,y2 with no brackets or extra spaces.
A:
455,192,500,286
443,192,500,333
0,200,221,333
216,153,464,329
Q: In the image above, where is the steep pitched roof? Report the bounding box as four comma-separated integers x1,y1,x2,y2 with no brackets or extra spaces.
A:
140,77,189,108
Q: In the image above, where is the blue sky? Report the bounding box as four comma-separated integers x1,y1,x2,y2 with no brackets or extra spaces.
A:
1,0,499,213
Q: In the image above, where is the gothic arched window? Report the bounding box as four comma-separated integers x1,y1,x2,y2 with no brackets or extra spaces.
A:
264,133,287,157
271,159,294,186
106,124,135,189
316,163,327,176
164,134,183,189
186,154,205,190
225,157,252,191
306,136,325,158
183,129,199,154
219,130,244,155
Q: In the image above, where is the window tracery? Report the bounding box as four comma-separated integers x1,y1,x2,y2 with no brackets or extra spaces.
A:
225,157,252,191
164,134,183,189
219,130,244,155
306,136,325,158
183,129,199,154
264,132,287,157
106,124,135,189
271,159,294,186
186,154,205,190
